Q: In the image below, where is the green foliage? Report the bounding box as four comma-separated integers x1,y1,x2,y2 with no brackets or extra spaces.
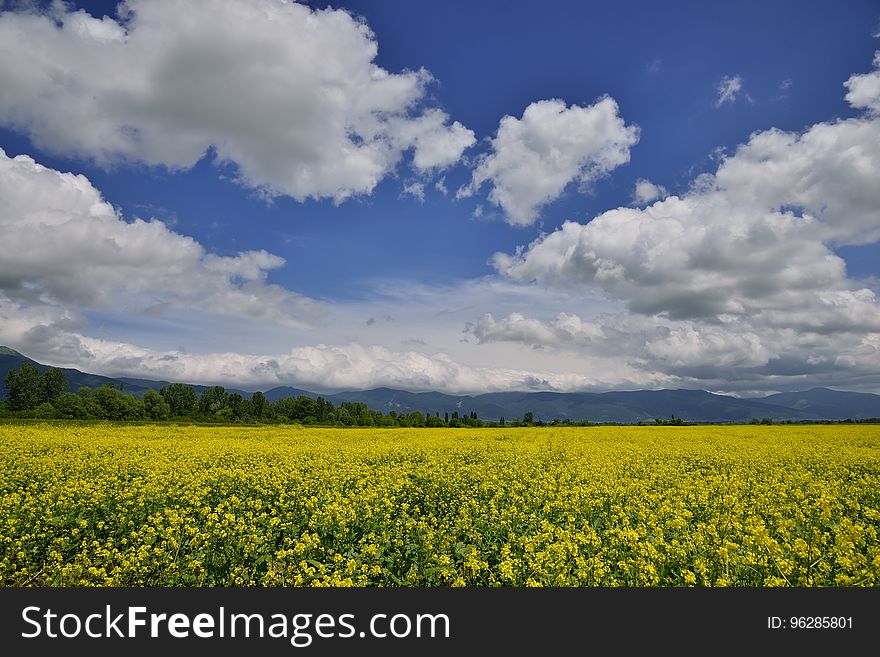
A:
199,386,228,416
34,402,55,417
250,391,268,419
653,415,687,426
53,392,83,419
144,389,171,421
38,368,67,404
4,362,40,411
159,383,198,417
92,385,146,420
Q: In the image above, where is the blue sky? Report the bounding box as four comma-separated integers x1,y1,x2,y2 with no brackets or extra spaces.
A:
1,0,879,394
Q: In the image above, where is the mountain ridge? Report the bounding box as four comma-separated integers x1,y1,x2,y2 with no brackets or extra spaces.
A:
2,346,879,422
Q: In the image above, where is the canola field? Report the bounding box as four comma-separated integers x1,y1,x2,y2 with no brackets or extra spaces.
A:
1,423,878,587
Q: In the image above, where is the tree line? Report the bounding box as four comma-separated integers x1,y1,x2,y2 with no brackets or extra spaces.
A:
1,363,578,427
6,365,876,426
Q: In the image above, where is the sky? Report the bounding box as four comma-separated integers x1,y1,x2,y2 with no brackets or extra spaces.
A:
1,0,880,395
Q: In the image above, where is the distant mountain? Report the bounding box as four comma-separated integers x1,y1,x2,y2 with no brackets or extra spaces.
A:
113,377,250,399
442,389,821,423
263,386,320,402
299,386,876,423
321,387,512,422
0,347,249,399
3,346,880,422
763,388,880,421
0,346,157,397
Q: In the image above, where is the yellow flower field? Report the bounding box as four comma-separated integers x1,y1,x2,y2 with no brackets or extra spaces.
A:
1,423,878,587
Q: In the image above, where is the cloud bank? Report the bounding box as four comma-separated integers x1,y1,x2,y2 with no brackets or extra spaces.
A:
0,0,474,201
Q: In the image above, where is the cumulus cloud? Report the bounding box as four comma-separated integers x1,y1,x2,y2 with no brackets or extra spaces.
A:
388,109,476,171
633,179,667,205
457,97,639,225
715,74,743,107
496,55,880,319
844,51,880,113
0,148,321,326
0,0,473,202
485,55,880,391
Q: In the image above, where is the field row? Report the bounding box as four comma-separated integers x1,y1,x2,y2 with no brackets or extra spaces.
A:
1,424,878,586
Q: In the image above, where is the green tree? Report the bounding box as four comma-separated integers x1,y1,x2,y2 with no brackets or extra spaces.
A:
199,386,229,416
144,389,171,420
426,414,446,427
159,383,198,417
250,391,268,419
227,393,245,419
272,396,317,423
34,402,55,417
523,411,534,425
335,407,353,426
93,384,145,420
4,362,40,411
53,392,84,419
75,387,102,419
314,397,334,422
38,367,67,404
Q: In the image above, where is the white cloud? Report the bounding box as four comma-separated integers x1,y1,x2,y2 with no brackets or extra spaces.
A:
0,0,473,202
4,43,880,395
458,97,639,225
464,308,880,392
467,311,772,370
401,181,426,203
633,179,667,205
468,312,605,348
485,55,880,391
497,54,880,319
0,148,321,326
715,75,743,107
844,51,880,114
0,304,609,393
435,176,448,196
0,158,647,393
388,109,476,172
